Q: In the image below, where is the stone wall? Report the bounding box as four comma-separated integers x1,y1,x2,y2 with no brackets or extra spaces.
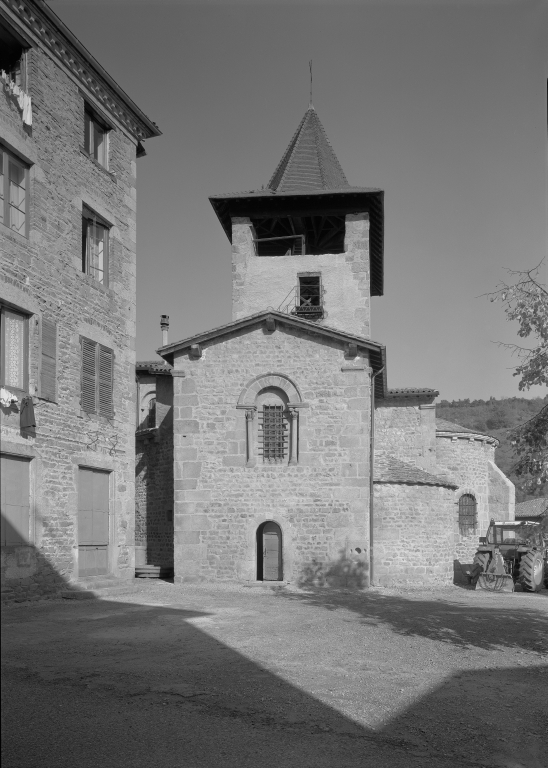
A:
373,483,456,585
375,400,438,471
1,40,141,601
436,436,495,580
135,374,174,568
232,214,371,338
171,323,371,586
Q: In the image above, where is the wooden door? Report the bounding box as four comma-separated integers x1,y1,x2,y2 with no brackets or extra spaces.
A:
262,522,282,581
1,454,30,546
78,468,109,577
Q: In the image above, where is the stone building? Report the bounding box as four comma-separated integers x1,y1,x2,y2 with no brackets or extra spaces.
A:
0,0,160,602
140,105,513,587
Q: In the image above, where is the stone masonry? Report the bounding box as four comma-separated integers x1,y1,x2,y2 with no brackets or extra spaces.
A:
169,323,372,585
0,0,159,602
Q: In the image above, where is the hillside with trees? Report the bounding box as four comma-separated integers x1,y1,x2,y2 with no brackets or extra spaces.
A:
436,396,547,502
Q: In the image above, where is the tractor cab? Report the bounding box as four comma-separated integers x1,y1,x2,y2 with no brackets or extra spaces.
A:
483,521,543,551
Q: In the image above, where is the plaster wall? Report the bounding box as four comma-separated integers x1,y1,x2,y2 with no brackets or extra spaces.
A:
232,214,371,337
488,461,515,523
171,323,372,586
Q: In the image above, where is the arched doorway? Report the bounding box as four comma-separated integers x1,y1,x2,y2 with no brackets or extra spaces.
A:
256,522,282,581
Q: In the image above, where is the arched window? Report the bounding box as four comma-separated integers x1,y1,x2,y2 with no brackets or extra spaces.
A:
458,494,477,535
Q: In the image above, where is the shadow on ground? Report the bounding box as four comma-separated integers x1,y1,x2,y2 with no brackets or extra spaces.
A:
2,585,547,768
273,584,548,653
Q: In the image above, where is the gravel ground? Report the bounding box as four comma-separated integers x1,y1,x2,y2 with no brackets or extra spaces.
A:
2,581,547,768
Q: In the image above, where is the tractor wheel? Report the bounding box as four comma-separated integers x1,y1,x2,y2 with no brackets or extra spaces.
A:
518,551,544,593
470,552,490,585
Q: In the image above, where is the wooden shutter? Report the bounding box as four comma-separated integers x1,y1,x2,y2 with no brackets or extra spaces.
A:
81,337,97,413
98,344,114,417
41,319,57,401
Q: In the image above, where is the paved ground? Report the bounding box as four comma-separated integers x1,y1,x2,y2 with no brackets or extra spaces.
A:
2,581,547,768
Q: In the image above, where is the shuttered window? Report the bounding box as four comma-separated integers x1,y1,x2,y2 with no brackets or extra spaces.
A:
40,318,57,402
80,337,114,417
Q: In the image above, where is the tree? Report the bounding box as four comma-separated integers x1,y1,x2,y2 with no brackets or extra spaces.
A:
487,262,548,496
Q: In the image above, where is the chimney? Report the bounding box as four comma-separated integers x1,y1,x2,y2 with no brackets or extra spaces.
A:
161,315,169,346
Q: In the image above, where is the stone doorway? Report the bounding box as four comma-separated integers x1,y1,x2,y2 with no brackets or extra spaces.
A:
256,521,282,581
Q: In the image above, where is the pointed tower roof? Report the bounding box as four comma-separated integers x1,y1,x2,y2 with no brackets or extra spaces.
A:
267,106,350,193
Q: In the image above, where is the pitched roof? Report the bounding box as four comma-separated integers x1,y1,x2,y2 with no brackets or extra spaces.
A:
514,498,548,519
156,309,387,398
435,418,498,445
136,360,172,375
267,106,350,193
374,455,458,489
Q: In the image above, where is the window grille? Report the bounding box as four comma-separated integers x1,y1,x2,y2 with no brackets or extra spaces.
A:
458,494,477,535
260,405,287,463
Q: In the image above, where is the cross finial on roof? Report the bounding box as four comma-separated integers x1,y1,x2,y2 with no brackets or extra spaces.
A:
309,60,313,108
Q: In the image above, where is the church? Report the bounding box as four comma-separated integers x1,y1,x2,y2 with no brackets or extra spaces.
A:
137,105,514,587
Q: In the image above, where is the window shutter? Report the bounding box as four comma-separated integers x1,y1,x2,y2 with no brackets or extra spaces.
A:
81,337,97,413
98,345,114,417
41,319,57,401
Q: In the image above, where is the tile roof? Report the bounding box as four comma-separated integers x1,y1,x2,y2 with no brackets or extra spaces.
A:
436,418,476,434
435,418,498,444
374,455,458,488
514,498,548,519
267,106,350,193
136,360,172,375
156,309,387,398
384,387,439,399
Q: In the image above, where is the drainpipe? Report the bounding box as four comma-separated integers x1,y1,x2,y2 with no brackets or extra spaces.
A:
369,366,384,587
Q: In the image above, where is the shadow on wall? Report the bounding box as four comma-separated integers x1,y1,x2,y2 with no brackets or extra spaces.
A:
2,584,546,767
1,514,74,603
298,550,369,589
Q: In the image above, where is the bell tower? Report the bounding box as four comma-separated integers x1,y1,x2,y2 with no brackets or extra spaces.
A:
209,105,384,339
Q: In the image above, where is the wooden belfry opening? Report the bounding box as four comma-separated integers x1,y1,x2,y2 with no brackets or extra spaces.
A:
256,521,283,581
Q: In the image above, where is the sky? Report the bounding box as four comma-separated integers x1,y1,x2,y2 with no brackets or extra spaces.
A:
50,0,547,402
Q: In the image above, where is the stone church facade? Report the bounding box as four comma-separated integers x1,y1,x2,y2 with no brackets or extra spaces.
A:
138,106,514,587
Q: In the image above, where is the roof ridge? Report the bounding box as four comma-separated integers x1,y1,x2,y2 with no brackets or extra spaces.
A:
267,106,349,193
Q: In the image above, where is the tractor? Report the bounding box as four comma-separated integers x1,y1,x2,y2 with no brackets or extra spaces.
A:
470,518,548,593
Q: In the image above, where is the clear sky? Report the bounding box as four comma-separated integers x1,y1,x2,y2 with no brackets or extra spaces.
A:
50,0,547,401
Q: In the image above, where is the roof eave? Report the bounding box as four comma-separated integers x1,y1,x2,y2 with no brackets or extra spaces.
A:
7,0,161,139
157,310,386,389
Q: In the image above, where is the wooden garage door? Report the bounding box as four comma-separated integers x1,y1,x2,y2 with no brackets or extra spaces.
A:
1,454,30,546
78,468,109,577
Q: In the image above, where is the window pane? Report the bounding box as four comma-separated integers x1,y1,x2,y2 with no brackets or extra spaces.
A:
0,149,4,225
8,160,26,234
84,112,92,154
2,310,25,390
88,221,105,284
94,123,105,165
